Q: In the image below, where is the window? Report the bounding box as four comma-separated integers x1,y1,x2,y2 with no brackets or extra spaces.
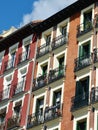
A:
25,44,30,59
61,25,67,36
79,41,90,58
76,119,87,130
41,64,48,75
75,76,89,100
11,51,16,67
3,75,12,99
83,10,92,30
53,90,61,106
14,106,21,117
36,97,44,122
0,108,6,124
46,34,51,44
58,56,64,76
58,56,64,67
14,101,22,117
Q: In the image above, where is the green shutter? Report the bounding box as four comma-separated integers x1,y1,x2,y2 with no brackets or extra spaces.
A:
58,57,64,76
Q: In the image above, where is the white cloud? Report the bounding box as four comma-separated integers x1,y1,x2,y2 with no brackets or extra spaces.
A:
20,0,77,27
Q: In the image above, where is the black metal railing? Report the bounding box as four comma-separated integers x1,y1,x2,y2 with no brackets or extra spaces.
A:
18,51,29,64
32,66,65,91
77,21,93,37
36,42,50,58
91,87,98,103
7,115,20,130
51,35,67,50
48,65,65,83
13,80,26,96
44,103,62,122
74,54,91,71
71,92,89,111
32,74,47,91
27,104,62,129
0,87,10,101
3,59,15,72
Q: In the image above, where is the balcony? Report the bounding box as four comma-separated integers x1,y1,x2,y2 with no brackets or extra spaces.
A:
74,54,91,72
3,59,14,72
36,42,50,58
27,104,62,129
32,74,47,91
7,115,20,130
51,35,67,50
44,103,62,122
91,87,98,103
77,21,93,37
0,87,10,101
13,80,26,96
17,51,29,65
32,66,65,91
71,92,89,111
48,65,65,83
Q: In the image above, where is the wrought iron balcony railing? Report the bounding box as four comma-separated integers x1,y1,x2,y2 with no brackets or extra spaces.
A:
77,21,93,37
51,35,67,50
27,103,62,129
0,87,10,101
91,87,98,103
3,59,15,72
74,54,91,71
32,74,47,91
44,103,62,122
36,42,50,58
7,115,20,130
32,66,65,91
13,80,26,96
17,51,29,64
71,92,89,111
48,65,65,83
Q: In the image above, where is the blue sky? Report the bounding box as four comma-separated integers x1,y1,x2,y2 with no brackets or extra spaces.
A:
0,0,77,34
0,0,34,33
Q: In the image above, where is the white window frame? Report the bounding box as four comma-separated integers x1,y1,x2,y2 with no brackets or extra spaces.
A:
73,114,89,130
53,51,66,69
49,84,63,106
57,18,70,37
80,4,94,31
41,27,53,46
37,59,49,77
33,93,46,114
78,37,92,57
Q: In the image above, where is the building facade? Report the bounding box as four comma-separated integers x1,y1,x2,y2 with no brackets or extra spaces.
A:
0,0,98,130
0,22,39,130
27,0,98,130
